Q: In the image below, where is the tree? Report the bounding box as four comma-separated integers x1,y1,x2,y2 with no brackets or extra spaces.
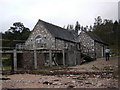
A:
81,26,84,31
2,22,31,47
89,25,93,31
94,16,102,26
67,24,74,30
8,22,24,33
92,16,120,52
113,20,118,33
75,21,80,34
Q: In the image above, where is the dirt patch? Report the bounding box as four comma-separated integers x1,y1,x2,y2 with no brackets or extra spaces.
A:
2,73,118,88
69,56,119,72
2,56,119,89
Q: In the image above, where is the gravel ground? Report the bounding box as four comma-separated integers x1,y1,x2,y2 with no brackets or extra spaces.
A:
1,56,119,89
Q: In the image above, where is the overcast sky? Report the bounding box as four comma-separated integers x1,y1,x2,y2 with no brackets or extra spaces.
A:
0,0,119,32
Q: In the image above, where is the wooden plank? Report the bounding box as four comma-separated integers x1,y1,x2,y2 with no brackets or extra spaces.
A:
0,50,23,53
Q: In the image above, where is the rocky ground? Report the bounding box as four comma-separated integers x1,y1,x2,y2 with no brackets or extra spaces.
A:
1,56,119,89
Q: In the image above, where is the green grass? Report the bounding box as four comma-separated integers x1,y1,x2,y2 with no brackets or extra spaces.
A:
103,66,113,71
1,57,9,60
3,65,12,70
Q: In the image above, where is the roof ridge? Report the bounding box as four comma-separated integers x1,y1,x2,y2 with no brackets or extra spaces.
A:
85,31,107,45
38,19,68,31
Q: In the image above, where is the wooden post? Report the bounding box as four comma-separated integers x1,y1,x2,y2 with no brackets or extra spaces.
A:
0,52,2,72
13,49,17,71
34,50,37,69
74,51,77,65
49,50,52,67
62,50,65,66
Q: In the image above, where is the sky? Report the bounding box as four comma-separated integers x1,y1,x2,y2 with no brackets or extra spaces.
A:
118,1,120,20
0,0,119,32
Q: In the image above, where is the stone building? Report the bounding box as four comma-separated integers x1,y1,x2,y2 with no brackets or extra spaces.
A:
16,19,107,69
25,19,76,50
77,30,108,58
19,19,81,69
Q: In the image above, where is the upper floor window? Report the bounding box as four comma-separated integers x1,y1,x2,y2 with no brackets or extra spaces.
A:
35,35,42,43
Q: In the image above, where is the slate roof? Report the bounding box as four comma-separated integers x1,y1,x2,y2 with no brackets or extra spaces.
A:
38,19,76,42
85,31,108,45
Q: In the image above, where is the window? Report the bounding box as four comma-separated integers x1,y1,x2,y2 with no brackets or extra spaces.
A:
35,35,42,43
36,38,42,43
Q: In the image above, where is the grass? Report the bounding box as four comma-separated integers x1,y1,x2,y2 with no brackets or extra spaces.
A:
103,66,113,71
3,66,12,70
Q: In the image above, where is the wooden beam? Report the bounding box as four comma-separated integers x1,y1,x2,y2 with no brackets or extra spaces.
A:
34,50,37,69
49,50,52,67
62,50,65,66
13,49,17,71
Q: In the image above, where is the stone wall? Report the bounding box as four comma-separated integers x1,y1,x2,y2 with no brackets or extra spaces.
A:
37,53,45,68
65,50,81,66
76,51,81,65
95,42,104,58
17,53,23,69
25,21,55,50
77,31,95,58
55,39,75,50
66,51,76,66
77,31,94,52
55,39,64,50
22,52,34,69
20,51,45,69
78,31,106,58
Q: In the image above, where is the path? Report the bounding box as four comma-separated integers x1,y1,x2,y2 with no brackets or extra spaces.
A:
69,56,119,72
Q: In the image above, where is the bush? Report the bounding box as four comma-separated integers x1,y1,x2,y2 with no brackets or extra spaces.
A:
1,57,11,66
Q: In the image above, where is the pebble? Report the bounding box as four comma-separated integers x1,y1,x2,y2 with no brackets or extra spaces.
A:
70,75,74,77
71,80,76,83
67,85,75,88
54,86,60,88
72,77,78,79
77,80,83,83
96,75,100,78
43,81,52,85
53,79,60,81
85,81,92,84
97,83,102,87
52,82,62,85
